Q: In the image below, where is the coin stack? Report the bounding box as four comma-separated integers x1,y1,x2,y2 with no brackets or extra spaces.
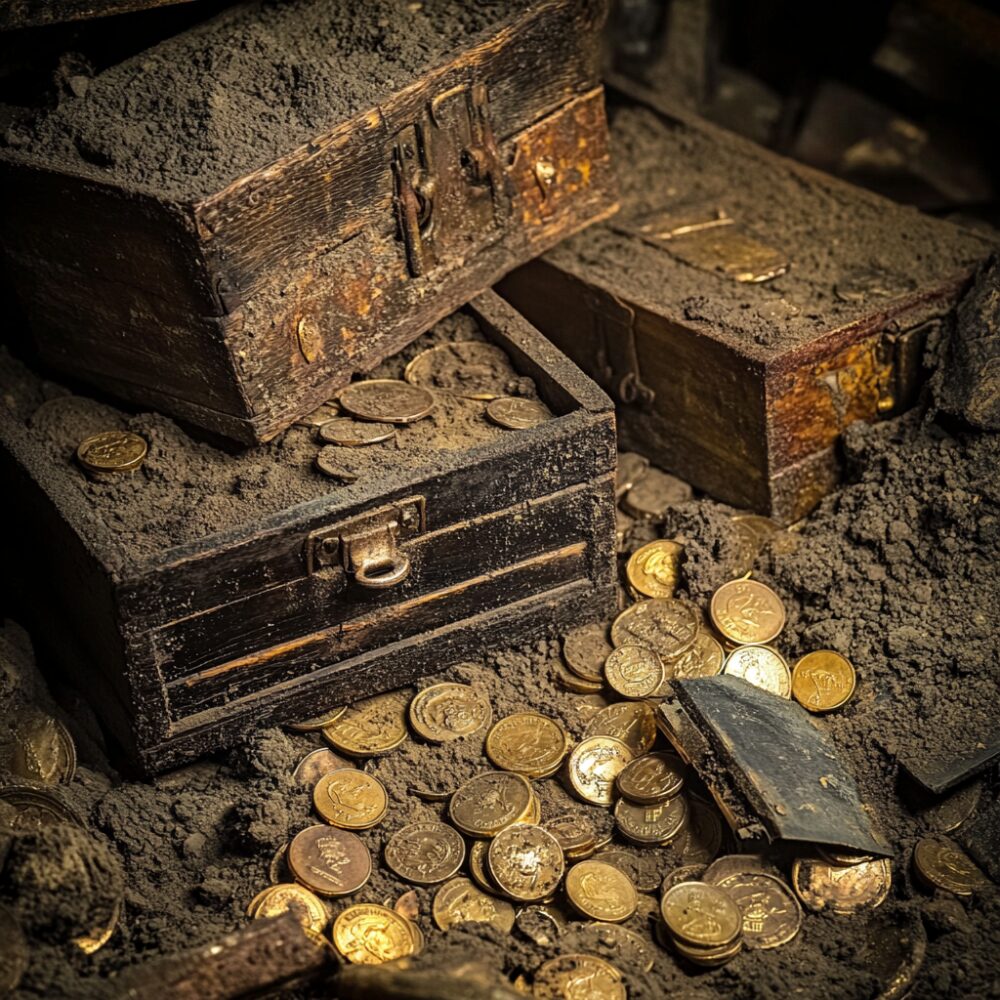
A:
658,881,744,967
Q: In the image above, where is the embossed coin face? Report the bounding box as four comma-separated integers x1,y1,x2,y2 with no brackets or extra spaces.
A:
533,954,627,1000
77,430,147,473
488,824,565,902
913,838,992,895
486,713,568,778
710,579,786,645
604,645,665,700
322,690,411,756
723,645,791,698
614,794,688,845
317,417,395,447
565,860,638,923
616,751,686,804
313,769,388,830
404,340,515,400
409,682,492,743
293,747,355,786
791,857,891,914
8,713,76,785
715,872,802,949
661,882,743,948
667,631,726,683
384,822,466,885
626,539,684,599
287,705,347,732
567,736,634,806
250,883,329,938
432,876,516,933
611,599,699,660
287,825,372,897
584,701,657,755
339,379,435,424
333,903,416,964
0,905,28,994
563,623,614,683
449,771,534,837
0,785,82,830
791,650,856,711
485,396,553,430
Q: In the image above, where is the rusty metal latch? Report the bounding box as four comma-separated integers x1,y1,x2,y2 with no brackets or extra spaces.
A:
305,497,426,590
587,289,656,409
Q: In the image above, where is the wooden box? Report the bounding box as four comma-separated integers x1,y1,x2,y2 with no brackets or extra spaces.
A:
0,292,617,773
498,83,995,523
0,0,616,444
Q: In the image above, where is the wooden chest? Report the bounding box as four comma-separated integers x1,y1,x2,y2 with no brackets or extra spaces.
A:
0,292,617,774
498,83,995,523
0,0,616,444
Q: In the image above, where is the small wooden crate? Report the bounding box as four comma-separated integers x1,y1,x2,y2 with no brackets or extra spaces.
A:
499,83,995,523
0,292,617,773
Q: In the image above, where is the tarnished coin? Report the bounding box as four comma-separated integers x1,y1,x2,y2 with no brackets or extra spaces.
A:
486,713,568,778
667,631,726,683
268,844,292,884
0,785,82,830
249,883,329,938
567,736,634,806
913,838,992,895
394,889,420,921
584,701,657,755
565,860,638,923
488,824,565,902
554,660,604,694
532,954,626,1000
616,452,650,495
7,713,76,785
409,682,492,743
621,467,693,519
287,705,347,732
791,650,856,712
339,379,435,423
626,539,684,599
661,865,708,893
614,794,688,845
715,872,802,949
313,769,388,830
576,921,655,974
322,690,411,756
616,752,685,804
432,877,516,933
676,799,724,865
917,781,983,834
710,579,786,645
0,905,28,992
74,898,122,955
293,747,355,786
449,771,534,837
315,447,360,483
317,417,395,447
77,430,147,473
661,882,743,948
604,645,665,700
384,822,466,886
543,813,596,859
295,400,341,427
610,599,699,661
593,846,666,894
723,645,791,698
485,397,553,430
515,904,568,947
563,623,613,683
791,856,891,913
404,340,514,400
287,825,372,897
703,854,781,885
333,903,416,963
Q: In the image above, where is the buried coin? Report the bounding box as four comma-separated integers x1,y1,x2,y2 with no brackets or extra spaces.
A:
723,645,792,698
710,579,786,645
661,864,708,893
791,650,857,712
0,785,82,830
322,690,411,756
567,737,634,806
384,822,466,886
610,599,699,660
287,705,347,732
565,860,638,923
543,813,597,859
614,794,688,846
7,712,76,785
603,645,665,700
485,396,553,430
616,751,686,804
667,631,726,683
293,747,355,786
488,824,565,902
404,340,514,399
314,447,360,483
661,882,743,949
626,539,684,599
532,954,627,1000
675,798,725,865
486,713,568,778
621,467,693,520
449,771,534,837
563,623,614,683
74,898,121,955
432,876,516,933
317,417,395,447
576,921,655,974
313,770,388,830
917,781,983,834
287,825,372,897
409,682,492,743
77,430,147,474
791,856,892,914
268,844,292,884
615,452,650,496
515,904,568,947
295,401,341,427
912,837,992,896
715,872,802,949
584,701,657,755
394,890,420,922
249,883,329,938
339,379,435,424
333,903,416,964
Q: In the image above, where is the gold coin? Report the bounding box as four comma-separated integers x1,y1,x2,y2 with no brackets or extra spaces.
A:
576,921,655,974
610,599,699,660
449,771,534,837
626,540,684,599
616,751,685,804
723,645,791,698
76,430,147,473
409,682,492,743
404,340,514,400
554,660,604,694
394,889,420,921
918,781,982,834
912,838,992,895
583,701,657,755
621,467,692,519
715,872,802,949
467,838,504,894
73,898,121,955
603,645,665,700
0,786,82,830
287,705,347,732
8,712,76,785
383,822,466,886
702,853,779,885
486,713,568,778
432,877,516,933
564,860,638,922
322,690,411,756
485,397,553,430
543,813,596,859
791,856,891,914
293,747,355,786
676,798,724,865
566,736,634,806
338,379,435,424
332,903,416,964
661,881,743,948
314,448,359,483
614,794,687,845
791,650,856,712
487,824,565,902
250,883,329,938
661,864,708,893
294,401,340,427
287,825,372,897
710,579,786,645
668,631,726,683
313,769,388,830
563,623,613,683
532,954,627,1000
571,693,609,724
268,843,292,884
515,904,568,947
317,417,395,447
671,935,743,967
405,917,425,955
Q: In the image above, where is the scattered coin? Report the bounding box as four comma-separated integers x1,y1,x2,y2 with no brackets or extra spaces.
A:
449,771,534,837
671,934,743,967
317,417,396,447
614,794,688,845
917,781,983,834
8,712,76,785
76,430,147,474
409,682,492,743
567,736,634,806
571,693,609,724
668,631,726,682
543,813,597,859
661,881,743,948
554,660,604,694
384,821,466,885
292,747,355,786
610,599,699,660
715,872,802,949
616,751,685,804
248,883,329,938
333,903,416,964
616,452,650,495
313,769,388,830
404,340,515,399
621,467,693,519
702,853,780,885
0,906,28,992
626,539,684,599
912,837,992,895
710,579,786,645
563,623,613,683
791,650,857,712
339,379,435,424
322,690,411,756
485,397,553,430
576,921,656,974
287,705,347,732
268,844,292,884
791,856,891,913
405,918,425,955
0,785,82,830
723,645,791,698
467,838,505,894
565,860,638,922
394,890,420,922
604,645,665,700
515,904,568,947
584,701,657,755
432,877,516,933
486,713,568,778
295,401,341,427
315,447,360,482
287,825,372,897
532,954,626,1000
488,824,565,902
731,514,782,550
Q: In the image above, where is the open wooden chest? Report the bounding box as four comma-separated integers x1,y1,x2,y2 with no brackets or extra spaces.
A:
0,0,615,444
0,292,616,773
499,84,996,523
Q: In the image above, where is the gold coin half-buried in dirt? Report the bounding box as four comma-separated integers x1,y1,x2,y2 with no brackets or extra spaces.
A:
313,769,388,830
293,747,355,786
626,539,684,599
449,771,534,837
723,645,791,698
791,650,857,712
322,690,411,756
714,872,802,949
912,837,992,896
616,751,686,804
404,340,514,400
710,579,786,645
339,379,436,424
332,903,416,964
564,860,638,923
486,713,569,778
791,856,891,914
76,430,147,474
485,396,553,430
614,794,688,846
8,712,76,786
287,705,347,732
383,821,466,886
287,825,372,898
432,876,516,933
488,824,565,903
317,417,396,447
0,785,82,831
532,954,627,1000
567,736,634,807
409,682,492,743
248,883,329,939
610,598,699,660
603,645,665,700
562,623,614,683
661,881,743,949
584,701,657,755
73,898,121,955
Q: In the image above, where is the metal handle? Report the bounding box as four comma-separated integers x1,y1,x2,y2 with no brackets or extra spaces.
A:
354,552,411,589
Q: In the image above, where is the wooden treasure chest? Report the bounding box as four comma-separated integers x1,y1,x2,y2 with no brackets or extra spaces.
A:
0,0,616,444
0,292,617,773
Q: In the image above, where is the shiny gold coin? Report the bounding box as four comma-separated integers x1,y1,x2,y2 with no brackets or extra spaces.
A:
294,401,340,428
566,736,634,806
671,935,743,967
404,340,514,400
603,645,666,700
293,747,355,786
250,883,329,938
614,794,688,845
488,824,565,902
405,917,425,955
592,846,662,894
564,860,638,923
626,539,684,599
610,598,699,660
702,853,780,885
76,430,147,473
667,631,726,683
432,877,516,933
563,623,613,683
583,701,657,755
322,689,411,757
532,954,627,1000
73,898,121,955
661,881,743,948
791,856,891,914
332,903,416,964
576,921,655,974
723,645,791,698
449,771,534,837
715,872,802,949
287,825,372,898
409,682,492,743
912,837,992,895
313,769,388,830
287,704,347,732
8,712,76,785
467,838,504,895
0,785,83,831
338,379,435,424
317,417,396,447
791,650,856,712
485,397,553,430
710,579,786,645
383,821,466,886
554,660,604,694
571,693,610,724
616,751,686,804
486,713,568,778
543,813,596,859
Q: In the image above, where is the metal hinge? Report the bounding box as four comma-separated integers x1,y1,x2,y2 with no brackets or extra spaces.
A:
876,319,937,417
588,289,656,409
